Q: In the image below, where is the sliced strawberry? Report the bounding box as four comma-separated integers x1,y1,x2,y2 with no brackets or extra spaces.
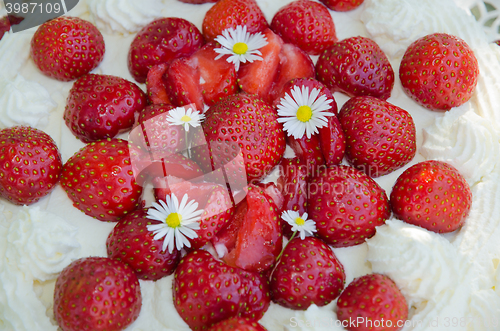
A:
271,0,337,55
318,114,346,167
128,17,204,83
308,165,390,247
287,134,325,177
147,153,203,192
164,57,205,110
337,274,408,331
258,182,284,210
212,199,248,257
64,74,148,143
316,36,395,100
224,185,282,273
173,250,271,330
158,181,235,249
238,29,283,102
61,139,143,222
202,0,268,42
146,63,171,105
208,317,268,331
54,257,141,331
390,160,472,233
31,17,105,81
0,126,63,205
106,208,181,280
268,43,315,102
319,0,365,11
0,15,23,40
270,237,345,310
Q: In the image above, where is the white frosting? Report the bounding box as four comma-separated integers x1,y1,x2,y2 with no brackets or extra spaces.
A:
0,204,80,330
0,32,32,80
87,0,165,34
0,75,56,130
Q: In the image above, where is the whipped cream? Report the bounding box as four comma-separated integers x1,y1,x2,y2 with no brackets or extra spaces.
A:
0,32,32,80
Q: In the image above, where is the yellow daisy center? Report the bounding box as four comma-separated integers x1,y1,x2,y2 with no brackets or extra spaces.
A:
181,115,192,123
296,105,313,123
166,212,182,228
295,217,305,226
233,42,249,55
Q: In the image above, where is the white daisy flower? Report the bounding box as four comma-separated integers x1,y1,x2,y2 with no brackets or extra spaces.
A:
214,25,268,71
281,210,317,240
146,193,204,253
277,85,335,139
165,107,205,132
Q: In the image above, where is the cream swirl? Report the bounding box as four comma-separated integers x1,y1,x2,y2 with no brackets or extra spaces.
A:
0,32,32,80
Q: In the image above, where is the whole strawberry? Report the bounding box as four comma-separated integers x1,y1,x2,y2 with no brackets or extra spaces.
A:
202,0,268,41
0,126,62,205
316,36,394,100
173,250,271,330
271,0,337,55
308,165,390,247
338,96,416,177
336,274,408,331
106,208,181,280
319,0,364,11
198,93,286,182
54,257,141,331
271,237,345,310
64,74,148,143
128,17,203,83
31,17,105,81
60,138,143,222
399,33,479,111
208,317,268,331
390,160,472,233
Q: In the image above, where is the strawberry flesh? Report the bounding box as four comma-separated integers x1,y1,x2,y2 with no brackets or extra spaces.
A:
287,133,325,177
146,64,172,105
318,115,346,167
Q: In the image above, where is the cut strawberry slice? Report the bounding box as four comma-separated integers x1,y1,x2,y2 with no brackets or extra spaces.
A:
238,29,283,102
269,43,315,102
212,199,248,257
223,185,282,273
287,134,325,177
146,64,171,105
165,57,205,111
318,115,346,167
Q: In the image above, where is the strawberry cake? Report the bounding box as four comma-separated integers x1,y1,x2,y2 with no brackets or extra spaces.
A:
1,0,500,330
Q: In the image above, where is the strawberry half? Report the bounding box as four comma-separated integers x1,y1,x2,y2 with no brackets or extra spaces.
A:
400,33,479,111
31,17,105,82
338,96,416,177
319,0,365,11
271,0,337,56
202,0,268,42
54,257,141,331
318,114,346,167
208,317,268,331
316,36,394,100
0,126,62,205
390,160,472,233
106,208,181,281
173,250,271,330
337,274,408,331
61,138,143,222
146,63,172,105
223,185,283,273
0,15,23,40
64,74,148,143
287,133,325,177
128,17,204,83
308,165,390,247
270,237,345,310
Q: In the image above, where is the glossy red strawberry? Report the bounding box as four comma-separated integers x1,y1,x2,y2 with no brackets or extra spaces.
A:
106,208,181,280
390,160,472,233
0,15,23,40
128,17,203,83
399,33,479,111
164,42,238,109
146,63,172,105
319,0,364,11
149,155,203,190
308,165,390,247
212,198,248,257
316,36,394,100
31,17,105,81
338,96,416,177
54,257,142,331
202,0,268,42
287,134,325,177
337,274,408,331
198,93,286,182
224,185,282,273
173,250,271,330
60,138,143,222
271,0,337,55
64,74,147,143
0,126,62,205
208,317,268,331
318,115,345,167
271,237,345,310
